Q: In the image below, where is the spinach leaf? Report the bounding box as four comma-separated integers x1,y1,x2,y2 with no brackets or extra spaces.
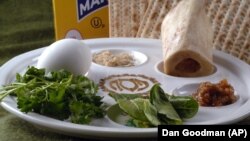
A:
126,118,151,128
150,84,182,124
167,95,199,119
108,84,199,127
117,98,148,122
143,100,161,126
109,92,146,101
108,99,157,128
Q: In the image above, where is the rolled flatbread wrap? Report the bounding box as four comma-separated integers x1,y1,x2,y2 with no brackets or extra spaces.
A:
161,0,214,77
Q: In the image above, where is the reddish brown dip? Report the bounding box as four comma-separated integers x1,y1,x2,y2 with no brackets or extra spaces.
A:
193,79,237,106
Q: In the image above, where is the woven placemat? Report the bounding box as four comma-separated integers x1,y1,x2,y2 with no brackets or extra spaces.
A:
109,0,250,64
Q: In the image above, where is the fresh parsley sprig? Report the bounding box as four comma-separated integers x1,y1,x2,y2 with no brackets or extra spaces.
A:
0,66,105,124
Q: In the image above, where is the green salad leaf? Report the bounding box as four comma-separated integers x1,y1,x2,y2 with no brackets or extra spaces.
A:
108,84,199,127
143,100,161,126
167,95,199,119
150,84,182,124
0,66,104,124
109,92,145,101
117,98,148,122
126,118,151,128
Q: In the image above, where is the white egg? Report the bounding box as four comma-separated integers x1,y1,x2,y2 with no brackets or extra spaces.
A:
37,39,91,75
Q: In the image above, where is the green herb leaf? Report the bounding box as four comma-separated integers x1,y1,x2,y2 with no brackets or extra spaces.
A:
126,118,151,128
167,95,199,119
109,92,146,101
0,66,104,124
143,100,161,126
117,98,148,122
108,84,199,127
150,84,182,124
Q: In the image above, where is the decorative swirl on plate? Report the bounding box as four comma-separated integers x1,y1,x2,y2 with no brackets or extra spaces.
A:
99,74,159,94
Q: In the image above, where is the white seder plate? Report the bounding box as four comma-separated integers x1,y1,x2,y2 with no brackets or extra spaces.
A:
0,38,250,138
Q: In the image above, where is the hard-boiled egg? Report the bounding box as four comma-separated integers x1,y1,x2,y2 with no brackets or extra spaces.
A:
37,39,91,75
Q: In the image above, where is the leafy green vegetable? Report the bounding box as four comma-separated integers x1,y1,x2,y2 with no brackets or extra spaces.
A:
108,84,199,127
0,66,104,124
109,92,198,119
109,92,146,101
69,100,104,124
167,95,199,119
150,84,182,125
126,118,151,128
143,100,161,126
110,97,160,127
117,98,148,122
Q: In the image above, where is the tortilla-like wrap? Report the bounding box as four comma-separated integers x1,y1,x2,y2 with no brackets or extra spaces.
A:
161,0,214,77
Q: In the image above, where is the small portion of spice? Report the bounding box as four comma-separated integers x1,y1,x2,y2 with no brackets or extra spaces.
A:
93,50,135,67
99,74,159,94
192,79,237,106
